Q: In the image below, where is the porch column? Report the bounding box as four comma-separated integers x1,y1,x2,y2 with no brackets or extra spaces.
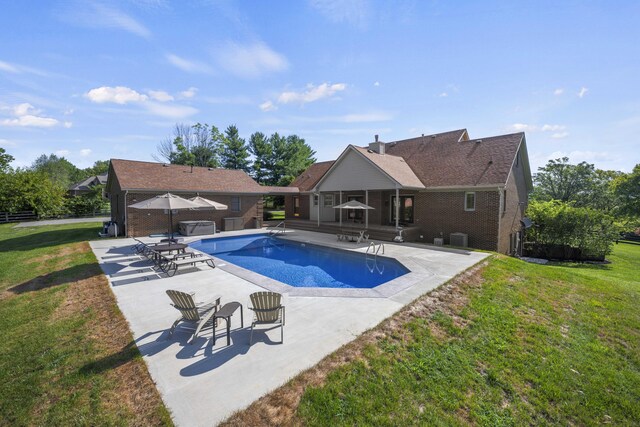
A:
339,191,342,227
316,193,320,227
395,187,400,230
365,190,369,229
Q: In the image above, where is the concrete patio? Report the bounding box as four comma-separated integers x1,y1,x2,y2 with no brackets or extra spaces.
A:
90,229,488,426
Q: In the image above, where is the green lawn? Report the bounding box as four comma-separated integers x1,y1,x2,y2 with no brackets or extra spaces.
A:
296,244,640,426
0,223,171,426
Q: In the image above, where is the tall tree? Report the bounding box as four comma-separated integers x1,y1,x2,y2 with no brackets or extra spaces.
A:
220,125,250,172
614,164,640,218
155,123,220,167
0,169,66,216
85,160,110,176
248,132,271,184
532,157,599,207
0,148,14,173
267,133,316,186
31,154,83,188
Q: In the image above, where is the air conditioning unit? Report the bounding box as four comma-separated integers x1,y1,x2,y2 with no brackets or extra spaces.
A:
433,237,444,246
450,232,468,248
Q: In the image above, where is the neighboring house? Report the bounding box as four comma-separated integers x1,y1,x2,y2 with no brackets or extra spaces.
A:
284,129,533,254
106,159,295,237
68,173,108,196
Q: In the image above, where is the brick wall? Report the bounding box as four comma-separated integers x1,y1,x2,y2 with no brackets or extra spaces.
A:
125,192,262,237
414,191,500,251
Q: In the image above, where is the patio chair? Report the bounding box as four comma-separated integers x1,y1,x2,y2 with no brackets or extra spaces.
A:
157,253,215,277
248,291,285,344
166,290,221,344
356,229,369,244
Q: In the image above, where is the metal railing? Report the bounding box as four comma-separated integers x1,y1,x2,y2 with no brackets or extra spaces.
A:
366,242,385,256
267,220,286,235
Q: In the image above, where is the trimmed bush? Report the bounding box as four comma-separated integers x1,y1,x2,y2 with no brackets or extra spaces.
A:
526,200,618,260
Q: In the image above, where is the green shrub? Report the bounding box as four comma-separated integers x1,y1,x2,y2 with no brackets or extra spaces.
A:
526,200,618,258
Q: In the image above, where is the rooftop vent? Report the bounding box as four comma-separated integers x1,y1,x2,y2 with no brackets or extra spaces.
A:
431,135,436,139
476,139,482,143
163,164,169,167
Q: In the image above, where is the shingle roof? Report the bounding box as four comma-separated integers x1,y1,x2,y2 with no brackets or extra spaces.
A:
384,132,524,187
69,173,108,191
289,161,334,191
290,129,526,190
351,146,425,188
109,159,292,194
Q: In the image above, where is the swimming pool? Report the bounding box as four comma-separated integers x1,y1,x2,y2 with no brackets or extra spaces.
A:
190,234,409,289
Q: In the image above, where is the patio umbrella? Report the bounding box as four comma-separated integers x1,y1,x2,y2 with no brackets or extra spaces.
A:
333,200,374,227
128,193,203,238
333,200,375,210
188,196,228,210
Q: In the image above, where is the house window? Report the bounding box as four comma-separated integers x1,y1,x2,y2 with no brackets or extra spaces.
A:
313,194,318,206
391,195,414,224
293,196,300,216
323,194,334,208
465,192,476,211
231,196,241,212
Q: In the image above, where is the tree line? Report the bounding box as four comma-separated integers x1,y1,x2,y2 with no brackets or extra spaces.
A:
527,157,640,258
0,148,109,217
154,123,316,186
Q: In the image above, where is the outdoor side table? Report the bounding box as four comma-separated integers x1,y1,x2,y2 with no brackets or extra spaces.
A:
212,302,244,346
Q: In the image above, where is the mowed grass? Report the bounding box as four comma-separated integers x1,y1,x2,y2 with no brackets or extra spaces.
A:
296,244,640,426
0,223,171,426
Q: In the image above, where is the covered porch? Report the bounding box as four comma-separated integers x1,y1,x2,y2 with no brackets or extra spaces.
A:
283,217,422,242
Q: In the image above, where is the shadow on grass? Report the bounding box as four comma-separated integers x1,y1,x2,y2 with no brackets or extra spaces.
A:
1,227,101,252
8,262,102,294
79,340,141,376
546,261,612,271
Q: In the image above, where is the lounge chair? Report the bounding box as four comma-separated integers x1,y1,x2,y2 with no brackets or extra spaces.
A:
248,291,285,344
156,253,214,277
166,290,221,343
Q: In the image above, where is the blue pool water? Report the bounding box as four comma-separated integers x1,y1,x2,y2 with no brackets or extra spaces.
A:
190,234,409,289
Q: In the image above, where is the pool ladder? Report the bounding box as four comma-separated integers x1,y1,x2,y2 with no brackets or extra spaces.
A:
268,220,286,236
366,242,385,256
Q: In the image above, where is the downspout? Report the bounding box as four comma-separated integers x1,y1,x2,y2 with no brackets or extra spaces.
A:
316,193,320,227
124,190,128,237
498,187,503,253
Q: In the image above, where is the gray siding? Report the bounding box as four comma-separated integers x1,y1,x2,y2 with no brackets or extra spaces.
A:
317,150,396,191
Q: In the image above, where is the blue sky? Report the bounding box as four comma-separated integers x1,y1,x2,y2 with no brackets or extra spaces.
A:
1,0,638,173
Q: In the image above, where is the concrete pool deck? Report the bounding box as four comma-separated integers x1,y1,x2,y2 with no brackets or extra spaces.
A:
90,229,488,426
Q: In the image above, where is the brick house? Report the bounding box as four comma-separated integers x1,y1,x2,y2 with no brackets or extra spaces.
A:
284,129,533,254
106,159,295,237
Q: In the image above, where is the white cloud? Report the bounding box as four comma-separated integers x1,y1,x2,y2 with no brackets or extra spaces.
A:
541,124,566,132
277,83,347,104
144,102,198,119
165,53,212,74
439,92,448,97
64,121,73,128
179,87,198,99
0,60,19,73
217,41,288,78
0,138,16,147
63,3,151,39
554,88,564,95
578,87,589,98
373,81,380,87
509,123,536,132
0,103,61,128
259,100,277,112
55,150,70,156
551,132,570,139
64,108,74,115
85,86,148,104
309,0,370,29
80,148,92,156
148,90,174,102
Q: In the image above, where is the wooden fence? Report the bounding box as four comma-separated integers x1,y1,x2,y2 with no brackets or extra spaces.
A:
0,209,110,224
0,211,38,223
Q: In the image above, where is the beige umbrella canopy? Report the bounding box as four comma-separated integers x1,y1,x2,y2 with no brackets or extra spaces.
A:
188,196,228,210
333,200,374,210
129,193,203,237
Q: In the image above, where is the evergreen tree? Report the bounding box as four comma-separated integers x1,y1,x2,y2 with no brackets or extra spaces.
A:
220,125,250,172
248,132,271,184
